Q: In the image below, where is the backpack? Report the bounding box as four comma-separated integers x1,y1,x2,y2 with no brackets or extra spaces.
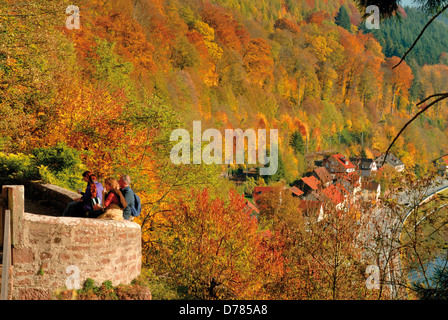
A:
130,190,142,217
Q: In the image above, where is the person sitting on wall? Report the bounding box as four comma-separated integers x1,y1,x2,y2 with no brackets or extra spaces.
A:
118,174,135,221
63,171,104,217
93,177,127,221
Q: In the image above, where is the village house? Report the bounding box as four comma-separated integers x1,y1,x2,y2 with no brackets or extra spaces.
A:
310,167,333,187
360,158,377,177
245,200,260,217
289,186,304,198
296,176,320,196
335,177,355,197
322,154,356,175
335,182,350,200
361,181,381,202
322,184,346,211
374,153,405,172
303,189,326,202
351,157,377,177
247,151,384,225
342,173,362,195
298,200,325,222
433,155,448,175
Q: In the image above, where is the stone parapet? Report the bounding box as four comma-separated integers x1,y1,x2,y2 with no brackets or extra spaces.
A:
1,185,142,300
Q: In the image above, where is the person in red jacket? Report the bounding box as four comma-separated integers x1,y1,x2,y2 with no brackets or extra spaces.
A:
93,177,127,220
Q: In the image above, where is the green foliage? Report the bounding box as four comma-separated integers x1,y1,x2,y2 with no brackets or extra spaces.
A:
0,144,86,191
361,7,448,66
236,176,267,197
32,143,82,173
290,131,306,155
412,265,448,299
135,269,180,300
0,152,39,184
265,152,287,184
295,152,308,178
88,37,133,91
82,278,96,292
335,6,351,31
31,143,86,191
77,279,118,300
172,36,200,70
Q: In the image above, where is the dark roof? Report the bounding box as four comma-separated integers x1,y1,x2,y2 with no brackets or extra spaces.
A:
363,181,380,192
360,158,375,170
375,153,404,167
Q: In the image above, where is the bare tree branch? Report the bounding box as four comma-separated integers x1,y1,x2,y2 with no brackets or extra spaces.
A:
393,4,448,69
382,93,448,166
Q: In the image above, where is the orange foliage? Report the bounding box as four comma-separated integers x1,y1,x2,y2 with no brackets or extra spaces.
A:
306,11,331,25
201,3,249,53
243,38,274,86
274,18,301,34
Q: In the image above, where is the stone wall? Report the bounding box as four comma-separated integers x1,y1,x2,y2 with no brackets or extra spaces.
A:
1,185,142,300
26,181,80,212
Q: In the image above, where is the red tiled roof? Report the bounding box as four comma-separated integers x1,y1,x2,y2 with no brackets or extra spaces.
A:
322,184,344,205
253,186,278,203
335,183,349,196
298,200,322,210
301,176,320,190
442,155,448,165
332,154,356,169
290,186,304,197
254,186,274,193
245,201,259,214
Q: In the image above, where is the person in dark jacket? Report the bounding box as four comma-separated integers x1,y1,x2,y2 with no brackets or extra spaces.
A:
118,174,135,221
63,171,104,217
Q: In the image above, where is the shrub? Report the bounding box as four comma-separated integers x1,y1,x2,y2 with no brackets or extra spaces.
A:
0,152,39,184
32,143,82,173
0,143,86,191
33,143,87,191
75,277,154,300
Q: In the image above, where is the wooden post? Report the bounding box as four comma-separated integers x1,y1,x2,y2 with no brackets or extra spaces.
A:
1,210,11,300
2,185,24,247
0,187,7,247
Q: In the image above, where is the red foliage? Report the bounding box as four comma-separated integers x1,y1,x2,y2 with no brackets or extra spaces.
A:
306,11,331,25
201,3,249,53
186,30,209,57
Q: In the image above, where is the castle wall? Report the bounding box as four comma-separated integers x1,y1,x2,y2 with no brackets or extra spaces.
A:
1,185,142,300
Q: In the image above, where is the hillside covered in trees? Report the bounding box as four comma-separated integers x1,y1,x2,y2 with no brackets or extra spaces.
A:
2,0,448,299
2,0,448,181
361,6,448,66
